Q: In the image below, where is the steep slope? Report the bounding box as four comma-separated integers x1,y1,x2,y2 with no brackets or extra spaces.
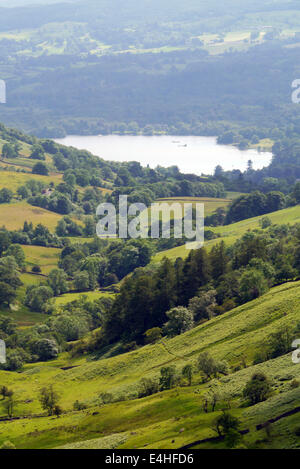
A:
0,280,299,449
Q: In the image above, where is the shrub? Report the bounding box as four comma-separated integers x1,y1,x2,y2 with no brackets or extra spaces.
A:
159,366,178,391
290,379,299,389
163,307,194,337
73,400,88,411
144,327,162,344
138,378,160,398
32,162,49,176
294,426,300,437
243,373,272,406
212,411,241,437
99,392,113,404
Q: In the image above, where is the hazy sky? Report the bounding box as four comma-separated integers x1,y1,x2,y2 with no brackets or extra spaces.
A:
0,0,74,7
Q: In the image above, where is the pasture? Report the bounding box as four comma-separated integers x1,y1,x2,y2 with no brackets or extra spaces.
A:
22,245,60,275
55,290,116,306
0,201,62,232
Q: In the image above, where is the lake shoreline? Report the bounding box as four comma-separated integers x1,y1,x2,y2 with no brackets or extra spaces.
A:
54,134,273,176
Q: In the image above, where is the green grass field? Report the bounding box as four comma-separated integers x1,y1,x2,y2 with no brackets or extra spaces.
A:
153,205,300,262
0,201,63,232
0,280,300,448
55,290,116,306
156,196,232,216
0,170,61,192
22,245,60,275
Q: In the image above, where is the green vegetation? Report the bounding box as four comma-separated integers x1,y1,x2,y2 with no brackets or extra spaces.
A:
0,0,299,448
0,280,300,448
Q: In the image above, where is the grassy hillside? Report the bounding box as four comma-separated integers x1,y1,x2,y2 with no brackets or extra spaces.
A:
0,280,299,449
22,244,60,275
0,171,60,191
54,290,116,307
156,197,232,216
0,201,63,231
154,205,300,262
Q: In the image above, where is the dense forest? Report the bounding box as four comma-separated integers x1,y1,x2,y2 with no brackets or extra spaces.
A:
0,0,300,138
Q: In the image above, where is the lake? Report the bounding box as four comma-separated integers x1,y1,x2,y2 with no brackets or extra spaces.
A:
54,135,272,175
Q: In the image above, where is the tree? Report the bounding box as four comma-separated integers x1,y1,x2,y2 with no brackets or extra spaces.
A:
0,232,10,256
212,411,241,437
188,290,217,322
30,144,45,160
243,373,272,405
4,350,24,371
198,352,228,381
39,386,60,416
198,352,217,380
25,286,54,313
292,182,300,204
225,429,243,449
0,282,17,306
32,162,49,176
56,218,67,236
163,306,194,337
74,271,90,292
5,245,25,269
0,188,13,204
210,241,228,280
84,216,95,236
144,327,162,344
34,339,59,361
0,386,9,399
159,366,177,391
268,327,293,359
259,216,272,229
53,405,63,418
138,378,160,398
239,268,269,303
3,392,14,419
47,268,68,296
0,256,22,306
1,143,18,159
182,364,193,386
51,315,88,342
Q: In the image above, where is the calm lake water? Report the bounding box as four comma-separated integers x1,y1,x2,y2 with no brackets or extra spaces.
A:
54,135,272,175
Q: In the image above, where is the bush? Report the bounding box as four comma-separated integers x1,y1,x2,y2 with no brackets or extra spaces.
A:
73,400,88,411
32,162,49,176
243,373,272,406
159,366,178,391
32,339,59,361
0,188,13,204
144,327,162,344
99,392,113,404
163,307,194,337
138,378,160,398
213,411,241,437
294,426,300,437
290,379,299,389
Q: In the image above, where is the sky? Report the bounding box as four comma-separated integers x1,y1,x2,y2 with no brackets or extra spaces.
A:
0,0,74,7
